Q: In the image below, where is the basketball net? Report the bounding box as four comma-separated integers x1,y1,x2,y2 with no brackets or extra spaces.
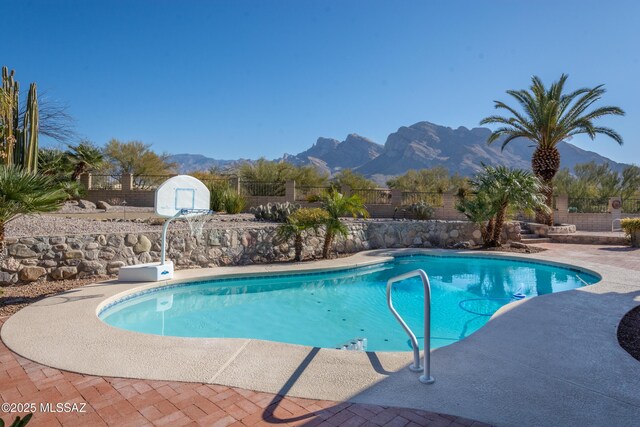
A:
181,209,212,239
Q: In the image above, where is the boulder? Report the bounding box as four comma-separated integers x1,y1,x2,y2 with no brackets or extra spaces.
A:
1,257,21,273
18,266,47,282
50,266,78,280
106,261,126,275
63,250,85,260
96,200,111,210
78,199,97,209
8,244,37,258
0,271,17,285
78,260,106,274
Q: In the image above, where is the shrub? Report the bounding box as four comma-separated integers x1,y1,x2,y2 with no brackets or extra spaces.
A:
408,201,434,220
251,202,300,222
621,218,640,234
222,190,246,214
206,181,245,213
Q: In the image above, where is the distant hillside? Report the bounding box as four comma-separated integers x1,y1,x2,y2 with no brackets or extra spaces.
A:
282,134,383,176
168,121,630,182
167,154,248,174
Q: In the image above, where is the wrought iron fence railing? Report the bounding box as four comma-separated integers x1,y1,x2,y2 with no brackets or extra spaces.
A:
240,181,286,197
622,198,640,213
567,198,609,213
401,192,444,207
352,188,393,205
295,186,330,201
89,174,122,190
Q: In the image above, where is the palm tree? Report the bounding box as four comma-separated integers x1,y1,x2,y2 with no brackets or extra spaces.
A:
277,208,329,261
317,190,369,258
0,165,67,253
65,141,104,180
473,166,549,247
480,74,625,225
456,190,497,245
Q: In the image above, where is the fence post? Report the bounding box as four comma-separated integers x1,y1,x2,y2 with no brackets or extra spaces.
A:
285,180,296,202
610,196,622,229
391,189,403,207
443,193,458,219
79,173,92,190
121,173,133,191
555,195,569,224
341,184,351,197
229,176,241,194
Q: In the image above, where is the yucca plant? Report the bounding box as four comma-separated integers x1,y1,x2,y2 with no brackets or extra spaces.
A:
481,74,625,225
277,208,329,261
0,165,67,253
316,189,368,258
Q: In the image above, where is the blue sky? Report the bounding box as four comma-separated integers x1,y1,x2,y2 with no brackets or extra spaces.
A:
9,0,640,164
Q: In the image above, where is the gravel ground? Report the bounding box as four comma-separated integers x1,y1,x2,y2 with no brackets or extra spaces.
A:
6,213,270,237
55,201,154,214
618,305,640,362
0,276,111,317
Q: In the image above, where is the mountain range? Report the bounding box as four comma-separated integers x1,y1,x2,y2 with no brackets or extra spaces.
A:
169,121,629,184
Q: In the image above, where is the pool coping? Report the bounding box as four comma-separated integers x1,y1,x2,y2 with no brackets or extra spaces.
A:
3,248,640,426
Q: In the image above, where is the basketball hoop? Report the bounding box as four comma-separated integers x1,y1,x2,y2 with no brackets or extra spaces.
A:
180,208,213,239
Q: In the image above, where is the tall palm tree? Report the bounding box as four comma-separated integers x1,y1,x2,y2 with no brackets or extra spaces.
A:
317,190,369,258
480,74,625,225
0,165,67,253
277,208,329,261
65,141,104,180
474,166,549,247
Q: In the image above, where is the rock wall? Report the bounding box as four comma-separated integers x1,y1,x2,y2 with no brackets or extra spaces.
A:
0,220,520,285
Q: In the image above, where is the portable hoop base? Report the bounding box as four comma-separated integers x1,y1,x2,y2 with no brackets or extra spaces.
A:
118,261,174,282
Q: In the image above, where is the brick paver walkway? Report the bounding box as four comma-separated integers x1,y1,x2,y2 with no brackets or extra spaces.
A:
0,318,485,426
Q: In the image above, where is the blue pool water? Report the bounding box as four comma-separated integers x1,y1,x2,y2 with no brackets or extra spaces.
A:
99,255,599,351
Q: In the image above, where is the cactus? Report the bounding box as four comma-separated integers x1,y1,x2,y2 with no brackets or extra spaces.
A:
1,66,38,172
251,202,300,222
408,200,434,220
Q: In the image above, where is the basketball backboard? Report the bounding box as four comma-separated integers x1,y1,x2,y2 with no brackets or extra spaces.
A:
155,175,210,218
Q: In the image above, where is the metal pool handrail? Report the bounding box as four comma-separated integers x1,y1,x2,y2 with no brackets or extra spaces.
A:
386,269,435,384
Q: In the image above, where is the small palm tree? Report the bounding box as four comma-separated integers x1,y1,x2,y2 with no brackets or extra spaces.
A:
480,74,625,225
65,141,104,180
473,166,549,247
317,190,368,258
0,165,67,253
277,208,329,261
456,190,497,245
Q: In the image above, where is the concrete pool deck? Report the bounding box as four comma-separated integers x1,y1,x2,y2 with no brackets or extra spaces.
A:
2,246,640,426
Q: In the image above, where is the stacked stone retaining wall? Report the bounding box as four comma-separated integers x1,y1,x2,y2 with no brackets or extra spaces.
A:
1,220,520,285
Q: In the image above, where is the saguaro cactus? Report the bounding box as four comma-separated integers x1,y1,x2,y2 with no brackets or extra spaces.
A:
0,66,39,172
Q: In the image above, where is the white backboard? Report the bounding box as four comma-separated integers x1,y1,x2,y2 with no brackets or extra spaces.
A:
155,175,210,218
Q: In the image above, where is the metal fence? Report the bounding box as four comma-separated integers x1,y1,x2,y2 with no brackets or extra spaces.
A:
240,181,285,197
90,174,122,190
401,192,444,207
622,199,640,213
133,174,177,190
352,188,393,205
567,198,609,213
295,186,330,202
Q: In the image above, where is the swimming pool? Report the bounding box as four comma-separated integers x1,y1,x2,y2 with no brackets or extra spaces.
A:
99,255,599,351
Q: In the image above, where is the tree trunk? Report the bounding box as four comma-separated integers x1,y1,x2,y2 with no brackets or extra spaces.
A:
294,233,303,262
532,146,560,226
322,231,333,259
484,217,495,247
491,203,508,247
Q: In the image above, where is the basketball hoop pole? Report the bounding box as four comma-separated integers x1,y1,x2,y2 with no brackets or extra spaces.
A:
160,209,186,265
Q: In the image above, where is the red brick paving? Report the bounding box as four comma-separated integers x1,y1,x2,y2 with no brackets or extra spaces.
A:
0,318,488,426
